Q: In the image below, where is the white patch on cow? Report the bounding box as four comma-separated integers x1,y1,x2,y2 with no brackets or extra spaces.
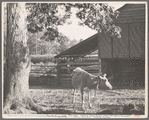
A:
99,75,113,89
105,80,113,90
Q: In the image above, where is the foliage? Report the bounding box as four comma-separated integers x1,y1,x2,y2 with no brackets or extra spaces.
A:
26,3,71,41
27,33,37,54
26,3,78,55
31,54,56,64
26,3,122,59
53,34,79,54
28,32,47,55
71,3,121,38
26,3,121,44
69,39,79,46
52,35,69,54
28,31,79,55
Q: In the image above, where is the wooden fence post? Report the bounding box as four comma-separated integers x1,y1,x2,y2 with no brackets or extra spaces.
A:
57,58,61,86
98,31,102,75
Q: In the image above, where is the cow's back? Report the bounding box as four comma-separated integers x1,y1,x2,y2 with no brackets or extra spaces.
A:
72,67,92,89
72,69,82,89
72,68,92,88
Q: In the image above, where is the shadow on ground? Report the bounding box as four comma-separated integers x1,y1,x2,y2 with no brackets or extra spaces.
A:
38,104,144,115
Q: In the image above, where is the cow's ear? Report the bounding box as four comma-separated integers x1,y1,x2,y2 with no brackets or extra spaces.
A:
98,75,102,79
103,73,107,77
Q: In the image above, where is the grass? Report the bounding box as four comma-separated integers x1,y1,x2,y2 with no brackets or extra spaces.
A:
30,86,145,114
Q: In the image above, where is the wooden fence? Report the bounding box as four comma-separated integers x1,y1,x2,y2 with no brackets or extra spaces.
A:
57,56,100,87
29,64,58,86
30,64,57,77
29,58,145,87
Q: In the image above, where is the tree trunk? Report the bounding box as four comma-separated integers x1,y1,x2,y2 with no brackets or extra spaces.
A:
3,3,43,114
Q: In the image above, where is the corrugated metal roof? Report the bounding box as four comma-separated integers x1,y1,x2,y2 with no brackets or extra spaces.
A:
55,4,145,58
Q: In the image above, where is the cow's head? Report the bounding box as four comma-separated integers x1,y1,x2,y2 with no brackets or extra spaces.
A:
97,74,113,90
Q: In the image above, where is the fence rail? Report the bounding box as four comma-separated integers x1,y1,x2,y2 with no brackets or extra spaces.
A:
59,62,99,66
30,64,57,77
57,57,99,87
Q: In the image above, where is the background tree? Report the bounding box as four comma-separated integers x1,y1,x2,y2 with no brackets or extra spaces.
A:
69,39,80,46
54,34,71,54
26,3,71,40
26,3,72,55
28,33,37,55
28,33,72,55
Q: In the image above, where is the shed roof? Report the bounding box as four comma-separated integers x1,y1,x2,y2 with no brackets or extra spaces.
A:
55,33,98,58
55,4,145,58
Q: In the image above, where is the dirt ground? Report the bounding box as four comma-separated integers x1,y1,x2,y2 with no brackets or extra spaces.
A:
30,86,145,114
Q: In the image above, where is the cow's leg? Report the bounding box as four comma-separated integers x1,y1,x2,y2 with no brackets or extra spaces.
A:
94,90,96,97
72,89,76,103
80,87,84,107
88,90,92,108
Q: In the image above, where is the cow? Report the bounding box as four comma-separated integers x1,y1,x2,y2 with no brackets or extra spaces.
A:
72,67,112,108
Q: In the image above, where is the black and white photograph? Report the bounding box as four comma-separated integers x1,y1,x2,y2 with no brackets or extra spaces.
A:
2,1,148,118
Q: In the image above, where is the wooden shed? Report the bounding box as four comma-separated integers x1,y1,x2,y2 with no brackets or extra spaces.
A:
55,4,146,88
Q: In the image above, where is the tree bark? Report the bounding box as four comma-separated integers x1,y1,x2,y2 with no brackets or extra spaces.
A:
3,3,43,114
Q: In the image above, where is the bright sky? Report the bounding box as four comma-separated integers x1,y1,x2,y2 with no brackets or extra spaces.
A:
57,3,125,40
